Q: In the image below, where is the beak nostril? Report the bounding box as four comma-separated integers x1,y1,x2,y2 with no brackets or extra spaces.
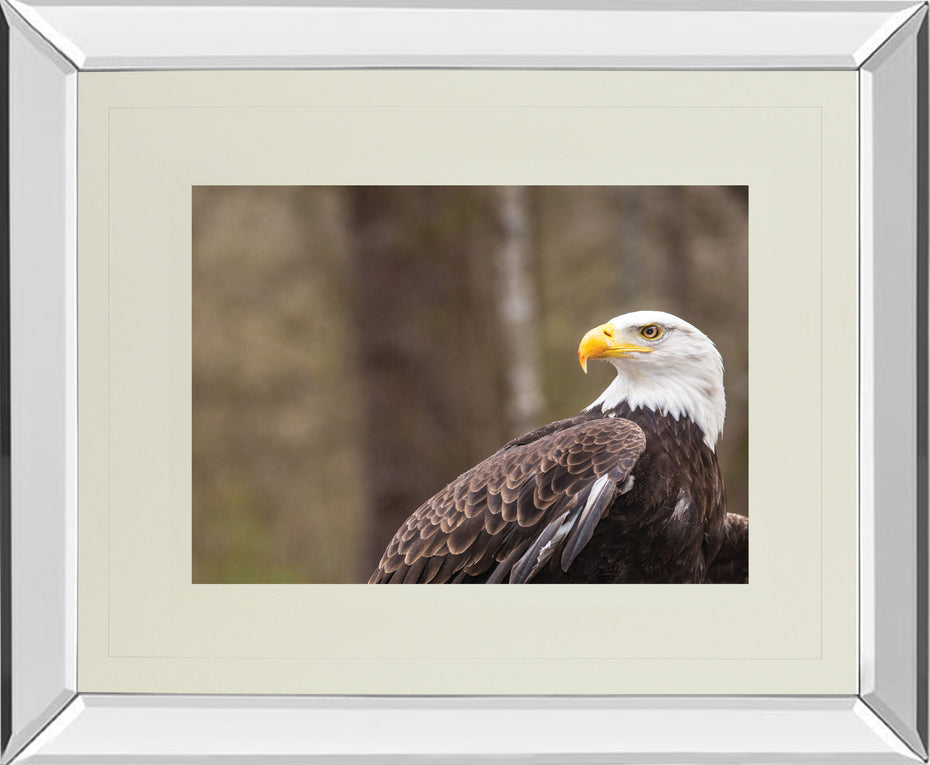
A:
603,328,614,338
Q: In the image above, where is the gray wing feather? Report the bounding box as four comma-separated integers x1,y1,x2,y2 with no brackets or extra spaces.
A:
509,511,571,584
560,473,616,572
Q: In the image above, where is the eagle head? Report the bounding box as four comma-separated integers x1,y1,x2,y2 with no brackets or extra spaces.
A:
578,310,726,450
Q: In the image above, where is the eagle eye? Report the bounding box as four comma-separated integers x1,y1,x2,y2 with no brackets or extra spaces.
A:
639,324,663,340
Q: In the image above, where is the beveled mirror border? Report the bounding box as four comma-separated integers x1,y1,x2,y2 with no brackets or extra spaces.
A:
2,3,927,762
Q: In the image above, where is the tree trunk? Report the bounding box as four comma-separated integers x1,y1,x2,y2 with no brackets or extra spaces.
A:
496,186,543,435
348,187,507,576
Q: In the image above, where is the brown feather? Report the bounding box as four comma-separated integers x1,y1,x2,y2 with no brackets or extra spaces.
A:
369,415,648,583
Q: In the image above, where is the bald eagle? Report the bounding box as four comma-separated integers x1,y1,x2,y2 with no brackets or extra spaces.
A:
369,311,748,584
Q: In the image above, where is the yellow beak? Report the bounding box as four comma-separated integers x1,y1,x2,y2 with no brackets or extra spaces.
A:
577,322,653,373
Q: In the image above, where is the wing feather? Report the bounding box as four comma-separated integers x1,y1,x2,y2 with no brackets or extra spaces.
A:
509,511,571,584
560,474,616,572
421,555,443,584
368,416,646,584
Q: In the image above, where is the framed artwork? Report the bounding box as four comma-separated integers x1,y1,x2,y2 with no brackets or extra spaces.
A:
2,1,926,761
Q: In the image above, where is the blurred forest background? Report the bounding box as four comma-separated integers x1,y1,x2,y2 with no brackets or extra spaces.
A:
192,186,748,584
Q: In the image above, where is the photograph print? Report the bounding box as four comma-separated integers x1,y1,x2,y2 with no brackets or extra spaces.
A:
192,186,748,584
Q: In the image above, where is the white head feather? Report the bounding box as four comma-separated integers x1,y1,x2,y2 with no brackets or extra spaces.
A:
581,310,726,450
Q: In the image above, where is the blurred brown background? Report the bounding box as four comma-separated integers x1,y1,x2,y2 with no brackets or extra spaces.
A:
192,186,748,583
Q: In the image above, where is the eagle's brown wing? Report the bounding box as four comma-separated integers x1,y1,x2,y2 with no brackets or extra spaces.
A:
369,417,646,584
705,512,748,583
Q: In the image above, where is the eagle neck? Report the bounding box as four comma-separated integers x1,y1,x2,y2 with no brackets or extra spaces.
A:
584,370,724,451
